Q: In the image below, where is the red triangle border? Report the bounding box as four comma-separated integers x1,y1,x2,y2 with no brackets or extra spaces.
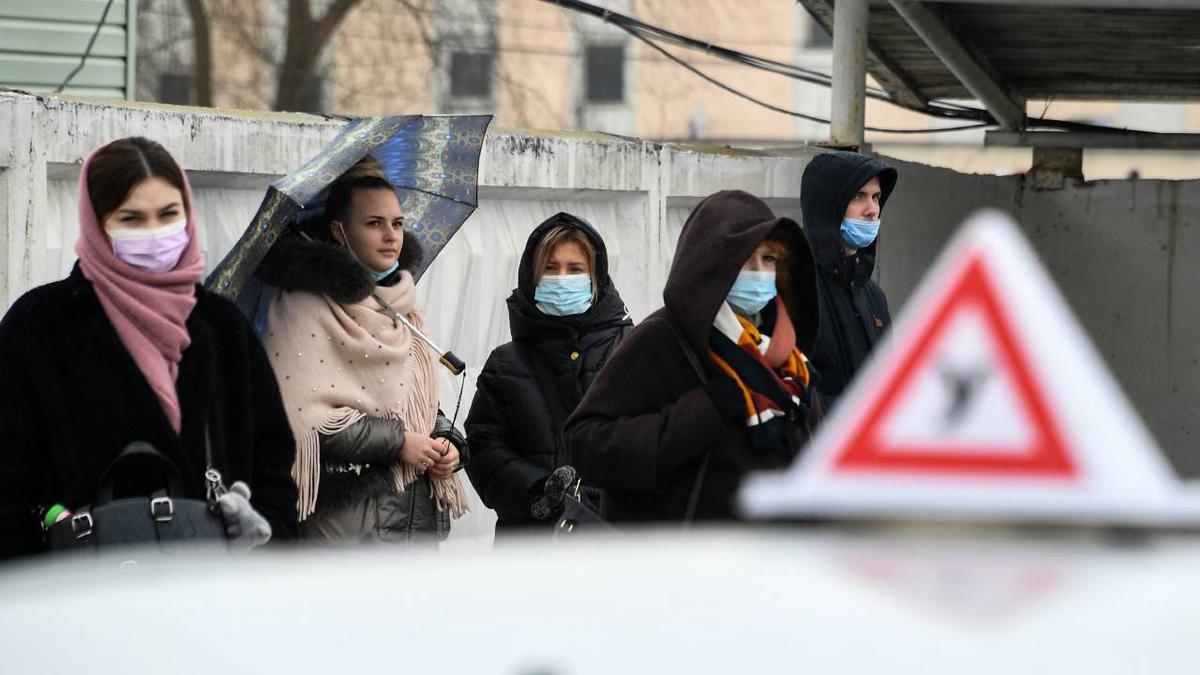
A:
832,252,1077,478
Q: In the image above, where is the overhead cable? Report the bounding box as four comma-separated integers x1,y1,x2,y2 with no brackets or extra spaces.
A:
541,0,1176,137
57,0,117,93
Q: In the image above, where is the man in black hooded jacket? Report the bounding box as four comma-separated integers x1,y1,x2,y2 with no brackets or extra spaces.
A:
801,151,899,411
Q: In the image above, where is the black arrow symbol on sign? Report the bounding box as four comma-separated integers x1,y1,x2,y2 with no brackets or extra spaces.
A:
938,363,990,430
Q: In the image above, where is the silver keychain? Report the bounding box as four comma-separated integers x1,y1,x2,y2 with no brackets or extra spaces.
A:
205,468,228,502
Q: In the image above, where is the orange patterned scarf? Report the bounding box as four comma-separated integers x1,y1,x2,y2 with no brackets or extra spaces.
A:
709,299,813,455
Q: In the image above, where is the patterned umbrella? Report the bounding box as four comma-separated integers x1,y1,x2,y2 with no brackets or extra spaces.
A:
206,114,492,304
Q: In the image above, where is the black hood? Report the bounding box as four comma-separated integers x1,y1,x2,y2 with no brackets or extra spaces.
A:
800,151,898,281
255,229,425,304
507,212,631,341
663,190,820,355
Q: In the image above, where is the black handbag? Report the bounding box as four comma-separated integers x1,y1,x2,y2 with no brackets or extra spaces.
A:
45,437,228,553
555,478,612,536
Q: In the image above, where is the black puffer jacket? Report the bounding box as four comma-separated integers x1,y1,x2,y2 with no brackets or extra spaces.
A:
465,213,632,529
0,266,300,559
802,151,898,410
256,231,466,545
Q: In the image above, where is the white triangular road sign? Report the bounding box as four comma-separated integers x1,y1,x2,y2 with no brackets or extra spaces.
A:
741,209,1200,525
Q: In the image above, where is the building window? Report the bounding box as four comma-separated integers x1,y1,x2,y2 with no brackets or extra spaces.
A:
449,51,494,98
585,44,624,103
806,21,833,49
158,73,193,105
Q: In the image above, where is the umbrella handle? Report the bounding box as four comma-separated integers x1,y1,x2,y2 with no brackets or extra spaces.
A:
439,351,466,376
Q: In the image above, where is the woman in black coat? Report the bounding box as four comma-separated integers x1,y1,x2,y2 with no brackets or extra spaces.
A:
0,137,299,559
465,213,633,530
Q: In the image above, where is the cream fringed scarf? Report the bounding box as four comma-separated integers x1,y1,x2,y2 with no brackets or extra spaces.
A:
263,271,469,521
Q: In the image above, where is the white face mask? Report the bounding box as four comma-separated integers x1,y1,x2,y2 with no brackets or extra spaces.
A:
106,219,189,274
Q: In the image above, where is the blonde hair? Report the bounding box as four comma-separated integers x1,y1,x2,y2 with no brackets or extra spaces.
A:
533,226,599,299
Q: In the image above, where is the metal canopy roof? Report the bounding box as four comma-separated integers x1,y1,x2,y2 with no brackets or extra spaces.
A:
801,0,1200,112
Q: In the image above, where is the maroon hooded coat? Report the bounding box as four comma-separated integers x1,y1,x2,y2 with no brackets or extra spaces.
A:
564,190,820,522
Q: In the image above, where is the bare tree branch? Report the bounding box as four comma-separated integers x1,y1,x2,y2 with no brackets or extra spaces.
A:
314,0,363,48
274,0,367,111
184,0,214,106
392,0,439,67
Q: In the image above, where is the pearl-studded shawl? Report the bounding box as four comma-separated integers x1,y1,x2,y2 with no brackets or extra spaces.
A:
263,270,467,520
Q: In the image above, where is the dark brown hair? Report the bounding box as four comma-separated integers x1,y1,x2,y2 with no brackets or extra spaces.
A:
324,156,397,223
87,137,186,222
764,228,799,318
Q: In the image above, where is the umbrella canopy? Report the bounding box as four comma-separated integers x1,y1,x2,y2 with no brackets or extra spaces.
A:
206,114,492,304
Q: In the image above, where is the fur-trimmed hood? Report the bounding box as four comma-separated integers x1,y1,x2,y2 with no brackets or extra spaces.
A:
254,230,425,304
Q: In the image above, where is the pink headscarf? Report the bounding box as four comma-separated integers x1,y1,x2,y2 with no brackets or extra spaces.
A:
74,142,206,434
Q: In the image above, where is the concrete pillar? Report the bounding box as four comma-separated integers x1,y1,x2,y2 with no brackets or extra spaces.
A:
1029,147,1084,190
831,0,868,148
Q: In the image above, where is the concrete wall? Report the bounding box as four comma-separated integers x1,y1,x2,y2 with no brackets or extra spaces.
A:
1020,179,1200,477
2,91,1198,538
879,159,1200,478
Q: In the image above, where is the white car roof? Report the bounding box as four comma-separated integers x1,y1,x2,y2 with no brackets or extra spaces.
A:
2,528,1198,674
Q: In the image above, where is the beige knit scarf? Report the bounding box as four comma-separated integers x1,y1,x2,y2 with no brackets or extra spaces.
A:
263,271,468,521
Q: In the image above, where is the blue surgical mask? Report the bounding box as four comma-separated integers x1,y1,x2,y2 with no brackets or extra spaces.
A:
727,270,777,315
371,261,399,282
841,217,881,249
535,274,593,316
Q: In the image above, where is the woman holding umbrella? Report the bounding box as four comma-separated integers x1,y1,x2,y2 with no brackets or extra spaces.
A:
0,137,298,558
465,213,632,532
256,159,470,545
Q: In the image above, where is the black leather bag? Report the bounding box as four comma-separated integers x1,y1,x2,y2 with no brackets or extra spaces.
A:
555,478,614,536
46,441,227,552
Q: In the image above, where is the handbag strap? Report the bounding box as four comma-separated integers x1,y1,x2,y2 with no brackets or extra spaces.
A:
662,313,711,527
86,412,227,513
96,442,186,503
664,313,709,385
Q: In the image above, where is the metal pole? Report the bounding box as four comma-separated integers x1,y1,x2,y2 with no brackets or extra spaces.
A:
371,291,466,375
889,0,1025,130
831,0,868,148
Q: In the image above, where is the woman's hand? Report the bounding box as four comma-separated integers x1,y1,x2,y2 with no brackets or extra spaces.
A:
429,438,460,478
401,432,443,471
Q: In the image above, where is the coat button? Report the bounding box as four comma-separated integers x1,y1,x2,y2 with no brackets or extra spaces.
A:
570,351,580,361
